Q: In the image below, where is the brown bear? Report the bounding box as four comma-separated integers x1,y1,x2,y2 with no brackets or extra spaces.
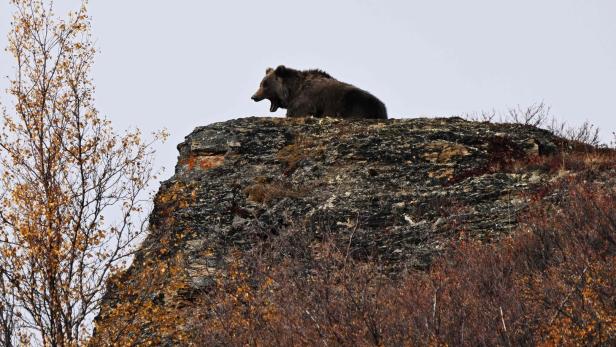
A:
251,65,387,119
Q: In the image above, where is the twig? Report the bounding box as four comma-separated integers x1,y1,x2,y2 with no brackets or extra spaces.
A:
500,306,507,333
548,266,588,326
343,215,359,265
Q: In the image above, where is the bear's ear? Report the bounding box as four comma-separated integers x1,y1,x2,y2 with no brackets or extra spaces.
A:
266,67,273,74
275,65,287,74
275,65,292,78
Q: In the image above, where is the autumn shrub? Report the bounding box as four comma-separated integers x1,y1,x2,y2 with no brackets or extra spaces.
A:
463,102,602,148
188,170,616,346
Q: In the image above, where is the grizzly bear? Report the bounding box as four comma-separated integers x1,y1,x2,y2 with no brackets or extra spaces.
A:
251,65,387,119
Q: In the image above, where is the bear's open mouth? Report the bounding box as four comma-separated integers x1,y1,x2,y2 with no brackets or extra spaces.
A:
269,99,279,112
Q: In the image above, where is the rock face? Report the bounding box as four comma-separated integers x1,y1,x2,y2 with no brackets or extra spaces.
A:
93,116,571,343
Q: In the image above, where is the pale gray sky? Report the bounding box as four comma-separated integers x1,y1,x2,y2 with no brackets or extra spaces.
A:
1,0,615,180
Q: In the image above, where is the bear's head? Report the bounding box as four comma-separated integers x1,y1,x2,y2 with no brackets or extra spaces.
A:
251,65,292,112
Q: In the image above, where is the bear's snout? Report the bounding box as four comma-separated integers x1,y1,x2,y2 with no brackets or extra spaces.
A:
251,94,261,102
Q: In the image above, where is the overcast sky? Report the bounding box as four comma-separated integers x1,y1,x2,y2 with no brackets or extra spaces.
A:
1,0,615,180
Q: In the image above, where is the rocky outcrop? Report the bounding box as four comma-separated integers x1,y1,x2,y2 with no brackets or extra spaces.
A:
92,116,586,344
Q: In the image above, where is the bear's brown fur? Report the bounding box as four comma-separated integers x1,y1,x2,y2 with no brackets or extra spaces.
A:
251,65,387,119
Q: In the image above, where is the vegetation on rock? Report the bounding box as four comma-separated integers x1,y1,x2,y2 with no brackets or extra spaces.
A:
92,116,615,345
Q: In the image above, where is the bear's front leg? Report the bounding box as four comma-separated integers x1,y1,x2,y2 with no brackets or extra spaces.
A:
286,104,318,118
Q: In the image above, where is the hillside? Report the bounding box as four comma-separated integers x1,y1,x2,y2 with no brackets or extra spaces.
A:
91,117,616,346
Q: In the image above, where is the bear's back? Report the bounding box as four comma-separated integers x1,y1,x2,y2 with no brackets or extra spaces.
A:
299,76,387,119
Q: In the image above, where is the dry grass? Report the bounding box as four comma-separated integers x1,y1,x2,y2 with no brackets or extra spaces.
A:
276,135,327,175
244,179,307,204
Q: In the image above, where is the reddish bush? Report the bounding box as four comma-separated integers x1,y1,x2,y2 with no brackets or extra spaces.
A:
189,176,616,346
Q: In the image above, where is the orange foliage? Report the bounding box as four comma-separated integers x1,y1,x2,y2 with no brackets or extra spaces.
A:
89,253,191,346
0,1,166,345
